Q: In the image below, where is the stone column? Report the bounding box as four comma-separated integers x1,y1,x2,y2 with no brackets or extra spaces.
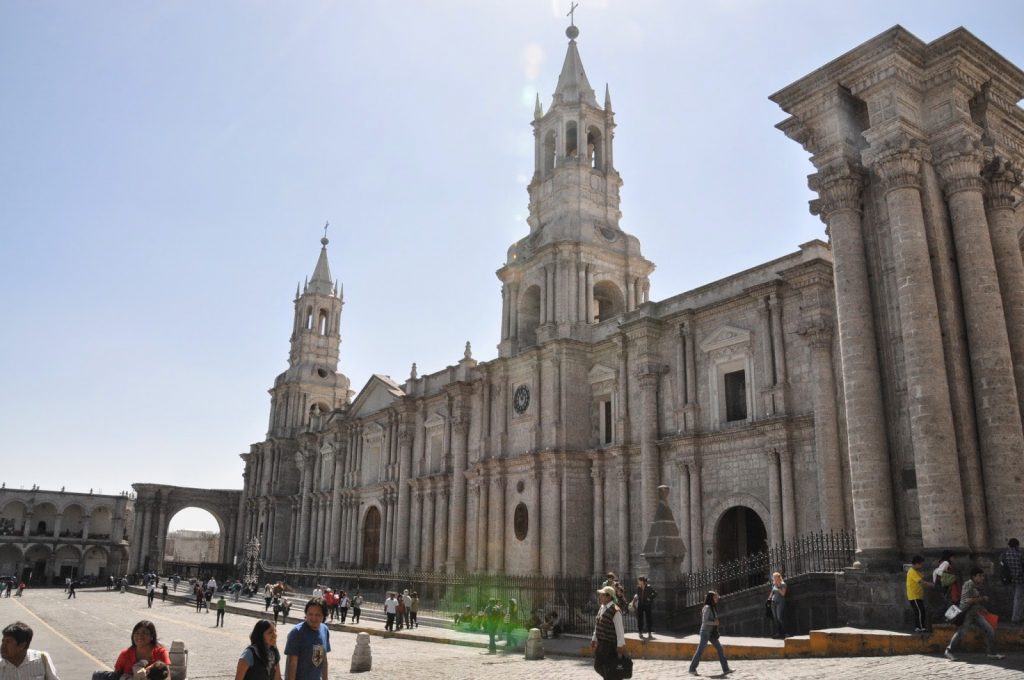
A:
502,285,510,339
758,298,775,415
476,473,489,572
637,369,660,538
769,292,788,414
434,489,448,572
380,496,391,565
677,463,691,572
448,418,469,572
510,284,519,341
409,489,422,570
616,340,629,444
765,450,783,548
684,319,697,430
530,464,542,575
616,459,630,573
421,488,435,572
329,453,344,567
491,471,506,572
585,265,594,323
937,146,1024,541
803,321,845,530
296,454,313,561
591,461,604,576
687,462,704,571
810,159,898,559
155,504,166,574
138,504,151,571
541,465,562,576
394,422,413,570
779,449,797,543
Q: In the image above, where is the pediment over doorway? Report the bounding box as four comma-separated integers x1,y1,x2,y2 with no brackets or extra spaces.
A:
699,325,751,353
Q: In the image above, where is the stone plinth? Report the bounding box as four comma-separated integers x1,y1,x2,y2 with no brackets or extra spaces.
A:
350,632,372,672
640,485,686,631
168,640,187,680
524,628,544,660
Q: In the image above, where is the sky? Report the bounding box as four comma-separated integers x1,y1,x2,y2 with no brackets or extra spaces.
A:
2,1,1022,533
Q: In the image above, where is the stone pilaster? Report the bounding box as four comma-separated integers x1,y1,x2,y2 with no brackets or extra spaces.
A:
434,487,448,572
676,462,691,572
765,450,783,548
476,471,490,572
937,143,1024,543
616,457,630,573
779,448,796,543
490,466,506,573
591,459,604,576
637,369,661,538
295,453,313,561
801,320,845,530
447,416,469,573
530,461,542,575
809,158,898,560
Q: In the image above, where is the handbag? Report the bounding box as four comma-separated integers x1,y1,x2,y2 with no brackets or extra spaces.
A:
611,653,633,680
710,626,721,641
765,600,773,619
981,610,999,631
943,604,962,621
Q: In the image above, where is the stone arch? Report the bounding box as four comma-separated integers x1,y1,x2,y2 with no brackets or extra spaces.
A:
0,544,22,576
702,493,771,567
565,120,579,157
518,284,542,347
0,500,27,536
586,125,603,169
82,545,109,577
543,130,557,174
592,279,625,322
60,503,85,538
29,502,57,537
90,505,114,539
361,504,382,569
23,544,51,583
54,544,81,580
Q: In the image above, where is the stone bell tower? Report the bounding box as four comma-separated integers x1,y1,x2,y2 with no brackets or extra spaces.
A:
497,21,654,357
267,233,351,437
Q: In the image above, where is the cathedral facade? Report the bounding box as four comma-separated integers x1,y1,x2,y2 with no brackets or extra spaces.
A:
237,24,1024,577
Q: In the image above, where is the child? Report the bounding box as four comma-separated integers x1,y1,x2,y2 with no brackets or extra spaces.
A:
907,555,934,632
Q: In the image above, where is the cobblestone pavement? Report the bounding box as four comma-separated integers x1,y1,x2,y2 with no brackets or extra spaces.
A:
3,588,1023,679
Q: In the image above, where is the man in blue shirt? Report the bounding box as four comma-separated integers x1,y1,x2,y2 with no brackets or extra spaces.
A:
284,597,330,680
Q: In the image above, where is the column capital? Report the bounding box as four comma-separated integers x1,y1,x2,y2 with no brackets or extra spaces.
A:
809,158,866,220
984,157,1022,211
799,319,834,349
934,138,987,196
866,136,926,193
764,448,779,465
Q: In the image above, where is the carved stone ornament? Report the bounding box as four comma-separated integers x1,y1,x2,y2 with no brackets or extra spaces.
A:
934,137,987,196
808,160,865,220
984,157,1023,210
869,136,926,193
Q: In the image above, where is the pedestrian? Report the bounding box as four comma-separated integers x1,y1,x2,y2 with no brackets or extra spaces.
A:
235,620,282,680
383,592,398,631
67,580,76,600
0,621,61,679
108,575,115,591
272,598,282,625
322,589,336,623
147,581,156,608
906,555,934,632
216,595,227,627
172,575,180,592
351,592,362,624
630,576,656,640
688,591,733,676
945,567,1005,661
161,583,168,602
284,597,330,680
999,538,1023,625
64,577,71,593
484,598,503,654
196,588,206,614
503,598,519,650
264,584,273,612
769,571,787,639
590,585,625,680
402,590,412,630
338,591,349,624
92,620,171,680
396,592,406,630
932,550,959,610
281,598,291,623
15,582,25,597
409,591,419,628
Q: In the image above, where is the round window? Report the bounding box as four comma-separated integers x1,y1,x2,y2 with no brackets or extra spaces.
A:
516,480,525,493
513,503,529,541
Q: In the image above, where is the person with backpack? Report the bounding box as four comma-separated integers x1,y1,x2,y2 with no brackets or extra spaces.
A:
591,585,626,680
1000,537,1023,625
235,620,282,680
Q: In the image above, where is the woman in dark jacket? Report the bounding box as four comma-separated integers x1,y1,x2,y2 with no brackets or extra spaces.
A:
688,591,733,676
234,620,282,680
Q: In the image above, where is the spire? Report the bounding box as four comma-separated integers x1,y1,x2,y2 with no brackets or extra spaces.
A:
308,234,334,295
604,83,612,111
552,24,598,107
534,93,543,120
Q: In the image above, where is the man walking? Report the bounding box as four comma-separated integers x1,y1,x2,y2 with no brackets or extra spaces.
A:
284,598,330,680
0,622,61,679
66,580,76,600
1000,538,1023,625
945,568,1005,661
147,581,156,608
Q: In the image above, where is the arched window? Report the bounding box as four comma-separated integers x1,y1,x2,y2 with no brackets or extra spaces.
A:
587,126,603,169
318,309,329,335
543,130,557,174
592,281,625,322
518,285,542,347
565,121,578,158
305,306,314,330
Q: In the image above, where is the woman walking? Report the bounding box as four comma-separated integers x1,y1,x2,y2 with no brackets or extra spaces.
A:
235,620,282,680
688,591,733,676
769,572,787,639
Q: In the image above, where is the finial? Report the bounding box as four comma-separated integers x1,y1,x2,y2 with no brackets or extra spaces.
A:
534,93,543,120
566,1,579,39
464,341,472,360
604,83,612,109
321,221,329,246
295,282,300,299
410,362,418,380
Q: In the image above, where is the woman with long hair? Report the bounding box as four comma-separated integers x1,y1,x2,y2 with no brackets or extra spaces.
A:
687,591,733,676
92,620,170,679
235,620,282,680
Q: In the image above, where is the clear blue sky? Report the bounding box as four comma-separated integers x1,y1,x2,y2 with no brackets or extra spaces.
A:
2,1,1022,532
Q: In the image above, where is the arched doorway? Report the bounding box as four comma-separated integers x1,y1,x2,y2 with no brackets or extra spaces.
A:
164,507,222,578
715,506,768,592
361,507,381,569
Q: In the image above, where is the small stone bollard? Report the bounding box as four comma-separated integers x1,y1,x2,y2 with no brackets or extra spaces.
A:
169,640,188,680
524,628,544,660
350,632,372,672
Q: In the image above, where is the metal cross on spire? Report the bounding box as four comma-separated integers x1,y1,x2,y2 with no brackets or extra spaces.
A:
323,221,329,239
567,2,579,26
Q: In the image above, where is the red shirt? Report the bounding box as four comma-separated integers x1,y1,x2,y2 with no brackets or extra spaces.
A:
114,645,170,674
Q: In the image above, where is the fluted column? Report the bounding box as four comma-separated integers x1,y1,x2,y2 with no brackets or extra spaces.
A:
448,418,469,572
687,461,703,570
138,504,151,570
530,464,542,574
380,495,391,565
938,145,1024,541
803,321,845,530
810,159,898,558
394,422,414,570
765,450,783,548
295,453,313,561
421,488,435,572
329,453,343,567
683,319,697,430
616,458,630,572
409,489,422,570
637,370,660,536
591,461,604,576
491,470,506,572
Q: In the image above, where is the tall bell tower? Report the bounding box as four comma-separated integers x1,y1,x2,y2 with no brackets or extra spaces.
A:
497,21,654,357
267,233,352,437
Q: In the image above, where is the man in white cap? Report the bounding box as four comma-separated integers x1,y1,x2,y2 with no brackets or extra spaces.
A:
591,585,625,680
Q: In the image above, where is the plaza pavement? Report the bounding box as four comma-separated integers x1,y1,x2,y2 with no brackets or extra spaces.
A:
2,587,1023,679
